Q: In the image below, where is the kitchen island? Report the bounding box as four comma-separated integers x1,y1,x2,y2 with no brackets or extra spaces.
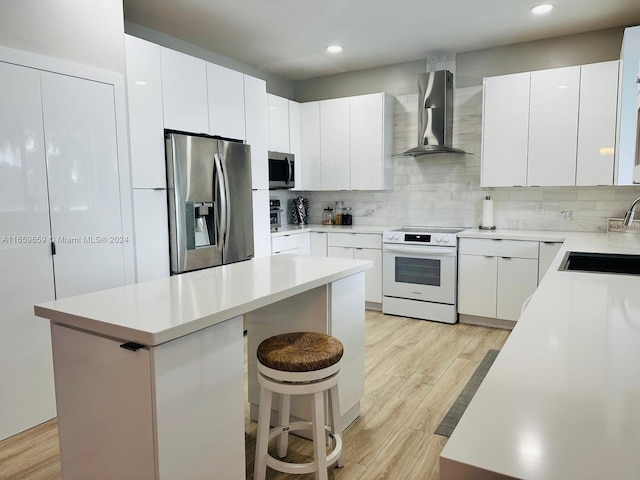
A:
35,254,370,480
440,230,640,479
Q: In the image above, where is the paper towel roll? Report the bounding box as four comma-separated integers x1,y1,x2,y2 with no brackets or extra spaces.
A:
481,197,494,229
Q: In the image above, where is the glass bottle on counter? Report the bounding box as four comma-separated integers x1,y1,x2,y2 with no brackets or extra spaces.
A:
334,201,344,225
342,207,353,225
322,207,334,225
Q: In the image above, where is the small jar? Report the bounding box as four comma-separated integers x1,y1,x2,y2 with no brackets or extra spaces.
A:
322,208,334,225
334,201,344,225
342,207,353,225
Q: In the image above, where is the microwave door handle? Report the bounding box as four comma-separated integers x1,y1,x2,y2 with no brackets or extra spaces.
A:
286,157,293,185
214,153,228,253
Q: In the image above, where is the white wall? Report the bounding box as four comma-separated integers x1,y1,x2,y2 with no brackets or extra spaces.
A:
0,0,125,74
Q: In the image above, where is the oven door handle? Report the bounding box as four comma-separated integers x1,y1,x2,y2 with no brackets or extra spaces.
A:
383,245,457,256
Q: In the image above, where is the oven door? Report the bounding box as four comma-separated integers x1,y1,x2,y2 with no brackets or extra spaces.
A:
383,245,457,305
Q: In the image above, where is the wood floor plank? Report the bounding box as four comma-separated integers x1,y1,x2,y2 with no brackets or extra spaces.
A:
0,310,509,480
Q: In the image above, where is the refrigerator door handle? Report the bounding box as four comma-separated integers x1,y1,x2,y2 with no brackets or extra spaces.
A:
214,152,230,252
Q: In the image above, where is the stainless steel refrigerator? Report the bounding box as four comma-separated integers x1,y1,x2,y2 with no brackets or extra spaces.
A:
165,131,254,274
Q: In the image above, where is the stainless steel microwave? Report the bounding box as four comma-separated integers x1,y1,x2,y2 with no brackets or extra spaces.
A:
268,151,295,189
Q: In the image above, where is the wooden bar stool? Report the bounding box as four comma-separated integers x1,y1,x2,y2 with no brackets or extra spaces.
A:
254,332,344,480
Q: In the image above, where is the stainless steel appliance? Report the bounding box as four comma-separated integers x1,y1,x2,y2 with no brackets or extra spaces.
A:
382,226,466,323
268,151,295,189
165,131,254,274
269,198,282,231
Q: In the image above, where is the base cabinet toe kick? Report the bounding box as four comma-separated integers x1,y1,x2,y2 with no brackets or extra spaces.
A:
37,258,367,479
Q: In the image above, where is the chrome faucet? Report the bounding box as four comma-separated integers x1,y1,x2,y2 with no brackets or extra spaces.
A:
623,197,640,226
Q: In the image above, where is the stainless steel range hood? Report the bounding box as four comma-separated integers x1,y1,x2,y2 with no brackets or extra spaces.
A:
398,70,466,156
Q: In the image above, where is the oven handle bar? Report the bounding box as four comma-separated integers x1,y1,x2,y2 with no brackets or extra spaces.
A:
382,245,457,256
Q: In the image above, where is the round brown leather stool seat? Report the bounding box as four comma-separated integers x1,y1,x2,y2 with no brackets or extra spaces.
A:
254,332,345,480
257,332,343,372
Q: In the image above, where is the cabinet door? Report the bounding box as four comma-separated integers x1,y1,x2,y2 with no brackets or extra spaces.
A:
538,241,563,284
528,66,580,186
51,324,156,479
482,73,530,187
160,47,208,134
458,254,497,318
41,72,126,298
321,97,350,190
207,62,245,140
310,231,328,257
328,246,354,259
244,75,269,189
576,61,619,186
288,101,302,190
0,62,56,441
354,248,382,303
497,257,538,321
132,189,170,282
300,101,322,190
268,94,289,152
252,190,271,258
351,93,383,190
125,35,165,188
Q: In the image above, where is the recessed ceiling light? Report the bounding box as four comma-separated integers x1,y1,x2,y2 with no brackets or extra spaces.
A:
530,3,554,14
134,80,148,86
326,45,343,53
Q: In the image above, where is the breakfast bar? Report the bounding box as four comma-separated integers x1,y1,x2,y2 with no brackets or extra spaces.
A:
34,254,370,480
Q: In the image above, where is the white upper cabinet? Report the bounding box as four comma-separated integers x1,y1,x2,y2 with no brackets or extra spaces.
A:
350,93,394,190
576,61,619,186
268,94,290,152
528,66,580,186
244,75,269,189
124,35,165,189
207,62,245,141
481,72,530,187
160,47,208,134
288,100,302,190
300,101,322,190
320,97,350,191
617,26,640,184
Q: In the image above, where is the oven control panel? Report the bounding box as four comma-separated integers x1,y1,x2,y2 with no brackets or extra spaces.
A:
383,229,459,247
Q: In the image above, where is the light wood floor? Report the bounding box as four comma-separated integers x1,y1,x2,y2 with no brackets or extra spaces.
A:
0,311,509,480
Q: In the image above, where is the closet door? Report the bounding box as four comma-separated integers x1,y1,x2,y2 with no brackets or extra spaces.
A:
41,72,126,299
0,62,56,440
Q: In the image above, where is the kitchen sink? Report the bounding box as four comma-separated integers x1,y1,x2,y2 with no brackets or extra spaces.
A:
559,251,640,275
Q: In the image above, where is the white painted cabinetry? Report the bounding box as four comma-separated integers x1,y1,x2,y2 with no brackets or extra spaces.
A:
350,93,394,190
528,66,580,186
538,241,563,283
481,72,530,187
244,75,269,190
327,233,382,304
160,47,208,134
310,231,328,256
458,238,539,322
576,61,619,186
252,190,271,258
132,189,170,281
300,101,322,190
321,97,351,190
271,232,311,255
289,100,302,189
207,62,245,141
268,93,290,152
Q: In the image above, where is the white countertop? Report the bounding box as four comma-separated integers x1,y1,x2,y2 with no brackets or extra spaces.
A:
271,224,393,236
34,255,371,347
441,230,640,479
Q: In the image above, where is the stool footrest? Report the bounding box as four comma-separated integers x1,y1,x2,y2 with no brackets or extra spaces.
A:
264,421,342,475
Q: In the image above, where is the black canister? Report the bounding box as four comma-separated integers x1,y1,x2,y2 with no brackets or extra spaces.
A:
342,207,352,225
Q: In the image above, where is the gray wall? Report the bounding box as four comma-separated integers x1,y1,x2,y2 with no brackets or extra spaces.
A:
125,22,295,98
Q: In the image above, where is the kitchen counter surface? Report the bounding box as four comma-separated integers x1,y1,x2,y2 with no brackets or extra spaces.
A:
35,254,371,346
271,224,394,236
440,229,640,479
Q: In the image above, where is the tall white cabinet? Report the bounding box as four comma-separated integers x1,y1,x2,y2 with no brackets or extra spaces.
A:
0,58,131,440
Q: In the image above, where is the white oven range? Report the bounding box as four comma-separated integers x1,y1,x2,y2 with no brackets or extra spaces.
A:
382,226,466,324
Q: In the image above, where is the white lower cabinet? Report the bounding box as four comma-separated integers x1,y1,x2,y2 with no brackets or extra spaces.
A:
310,231,328,256
51,317,245,479
271,232,310,255
252,190,271,258
538,241,564,283
327,233,382,304
458,238,539,322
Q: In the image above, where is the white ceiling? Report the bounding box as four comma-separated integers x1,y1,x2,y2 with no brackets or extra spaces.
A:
124,0,640,80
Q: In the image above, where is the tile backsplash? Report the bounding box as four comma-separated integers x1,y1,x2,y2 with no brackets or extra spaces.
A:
285,66,640,233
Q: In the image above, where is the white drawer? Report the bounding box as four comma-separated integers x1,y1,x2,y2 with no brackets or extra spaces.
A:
327,233,381,249
272,232,309,253
459,238,539,259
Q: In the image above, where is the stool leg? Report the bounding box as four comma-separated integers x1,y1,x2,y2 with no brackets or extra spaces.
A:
254,383,273,480
277,393,290,458
329,384,344,468
311,391,328,480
